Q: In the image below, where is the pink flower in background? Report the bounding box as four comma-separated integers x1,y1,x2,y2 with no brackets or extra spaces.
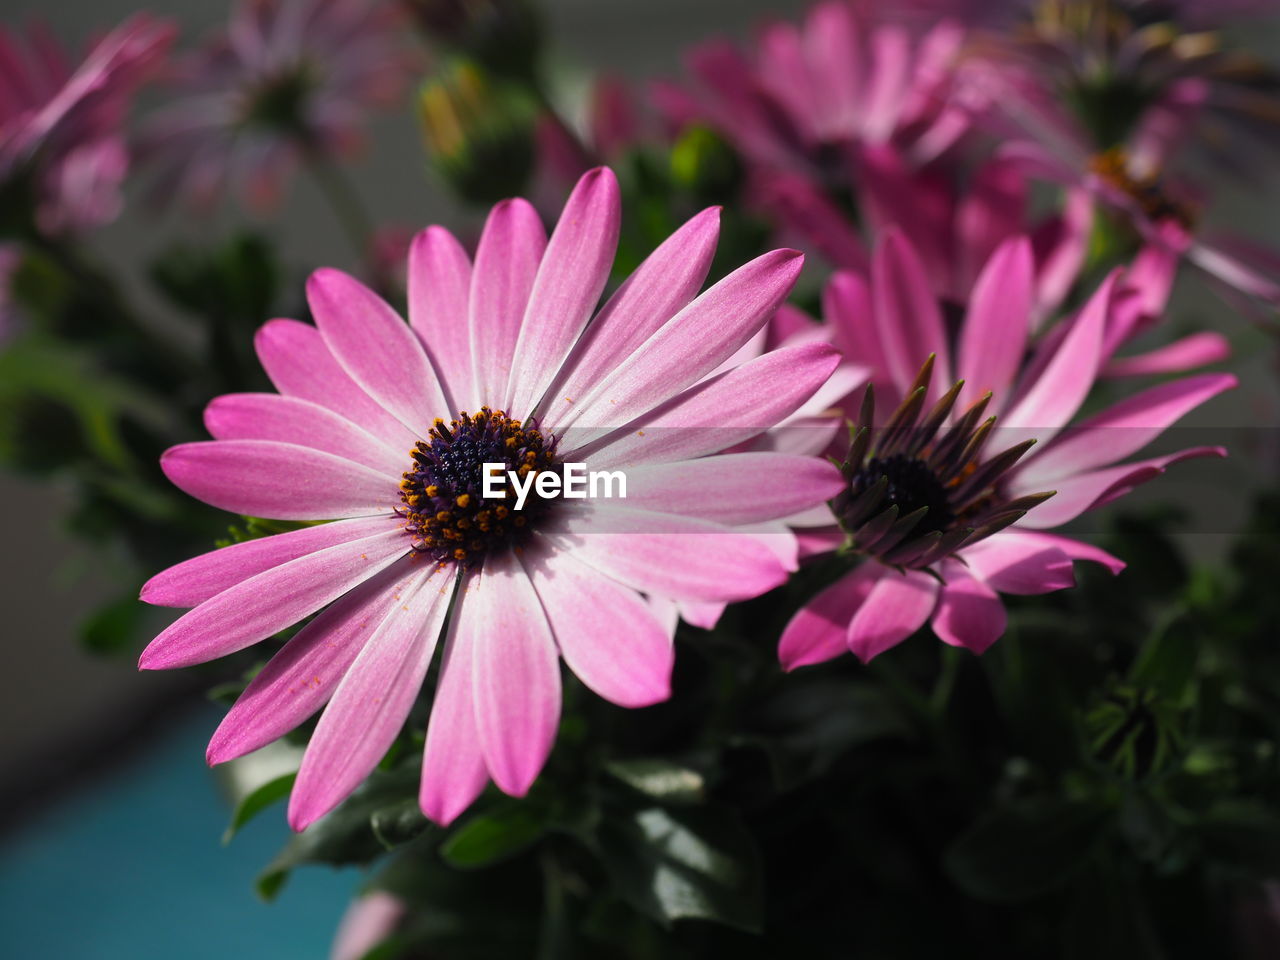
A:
780,228,1235,666
139,167,845,829
656,1,975,180
0,16,172,234
141,0,416,210
330,891,404,960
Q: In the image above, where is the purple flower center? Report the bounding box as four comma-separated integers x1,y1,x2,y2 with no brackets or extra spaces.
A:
850,454,954,536
398,408,559,565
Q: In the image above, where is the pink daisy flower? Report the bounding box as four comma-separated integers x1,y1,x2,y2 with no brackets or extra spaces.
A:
139,168,845,829
141,0,415,211
0,15,172,234
655,1,973,180
780,227,1235,666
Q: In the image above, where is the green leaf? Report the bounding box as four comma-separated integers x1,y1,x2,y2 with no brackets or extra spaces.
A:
439,801,547,868
604,759,705,806
597,806,764,932
1130,612,1199,703
223,773,296,845
372,799,430,851
944,797,1112,903
1194,801,1280,874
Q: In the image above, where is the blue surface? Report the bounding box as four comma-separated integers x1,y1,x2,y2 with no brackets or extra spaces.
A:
0,707,361,959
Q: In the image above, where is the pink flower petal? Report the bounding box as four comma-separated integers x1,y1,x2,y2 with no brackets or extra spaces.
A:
858,151,954,302
1012,446,1226,528
544,507,790,602
138,529,408,670
931,560,1007,654
141,515,400,608
420,574,490,826
507,168,620,417
563,249,804,430
959,533,1075,595
1104,332,1230,378
254,318,417,451
161,440,398,520
1002,270,1118,438
1030,188,1092,321
408,226,475,412
1006,531,1126,575
288,565,451,830
544,206,721,430
465,552,561,797
525,549,673,708
861,26,910,142
872,228,951,399
619,453,844,525
957,237,1033,412
956,157,1027,294
1015,372,1236,485
204,393,406,478
779,565,876,670
576,342,840,468
468,198,547,408
308,268,449,436
206,556,429,764
847,566,938,662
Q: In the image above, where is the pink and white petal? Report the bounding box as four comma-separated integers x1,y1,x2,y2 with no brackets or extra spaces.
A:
1030,187,1092,323
847,567,939,663
931,561,1007,654
1012,446,1226,528
408,226,475,412
139,529,408,670
956,157,1027,293
1104,333,1230,378
677,600,725,630
1015,372,1236,485
524,548,673,708
619,454,844,525
206,556,434,764
563,249,804,430
507,168,621,417
958,533,1075,596
141,515,400,608
420,574,490,826
288,565,451,830
254,319,417,451
797,527,845,558
465,552,561,797
1002,270,1118,439
161,440,398,520
1004,530,1126,575
542,507,789,603
861,26,910,142
779,565,877,670
308,268,449,436
468,198,547,408
204,393,405,478
957,237,1033,412
872,228,951,399
544,206,721,430
573,342,840,468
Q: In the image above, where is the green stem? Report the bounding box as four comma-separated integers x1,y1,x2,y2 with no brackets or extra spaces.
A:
931,646,962,715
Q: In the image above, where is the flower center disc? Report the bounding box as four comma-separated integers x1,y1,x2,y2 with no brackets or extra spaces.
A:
399,408,559,565
851,454,955,536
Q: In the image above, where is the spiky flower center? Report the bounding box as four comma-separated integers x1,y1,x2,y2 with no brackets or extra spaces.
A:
1089,148,1195,228
850,455,955,537
399,408,559,565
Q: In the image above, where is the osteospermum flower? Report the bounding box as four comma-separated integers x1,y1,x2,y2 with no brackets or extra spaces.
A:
780,228,1234,665
0,16,172,234
141,0,414,210
139,168,846,829
655,1,973,179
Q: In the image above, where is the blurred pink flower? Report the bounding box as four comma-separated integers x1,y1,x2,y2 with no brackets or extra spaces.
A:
141,0,416,211
139,168,845,829
0,16,172,234
656,1,976,180
780,228,1235,664
330,891,404,960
